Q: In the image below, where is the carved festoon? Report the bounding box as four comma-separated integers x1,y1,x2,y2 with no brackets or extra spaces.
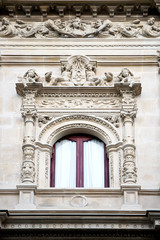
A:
1,17,160,38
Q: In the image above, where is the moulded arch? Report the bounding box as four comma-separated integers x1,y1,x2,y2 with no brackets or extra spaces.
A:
38,114,121,147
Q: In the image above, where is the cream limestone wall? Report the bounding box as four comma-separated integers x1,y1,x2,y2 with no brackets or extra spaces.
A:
136,65,160,188
0,38,159,211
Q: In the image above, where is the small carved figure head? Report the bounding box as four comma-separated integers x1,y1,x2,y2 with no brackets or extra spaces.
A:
118,68,133,80
54,19,63,28
45,71,52,82
2,17,10,25
104,72,113,82
94,19,103,28
86,64,93,71
62,64,72,72
71,18,82,29
22,161,34,180
23,69,40,83
147,17,155,26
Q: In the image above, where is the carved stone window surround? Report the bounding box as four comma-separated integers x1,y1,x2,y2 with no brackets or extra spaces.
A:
16,68,141,190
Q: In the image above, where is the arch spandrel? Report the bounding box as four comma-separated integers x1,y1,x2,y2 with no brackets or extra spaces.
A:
38,114,121,147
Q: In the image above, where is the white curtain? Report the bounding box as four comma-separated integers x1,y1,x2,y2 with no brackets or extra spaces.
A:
55,139,76,188
83,140,104,188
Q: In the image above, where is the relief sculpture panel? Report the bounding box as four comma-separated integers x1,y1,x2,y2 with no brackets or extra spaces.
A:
1,17,160,38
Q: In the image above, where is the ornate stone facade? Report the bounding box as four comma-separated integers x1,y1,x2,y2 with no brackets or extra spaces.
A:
0,0,160,239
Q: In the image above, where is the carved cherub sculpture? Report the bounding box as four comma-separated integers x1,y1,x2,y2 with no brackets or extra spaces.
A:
85,64,113,86
0,17,15,37
85,64,100,86
116,68,135,87
20,69,40,87
142,17,160,38
45,64,73,86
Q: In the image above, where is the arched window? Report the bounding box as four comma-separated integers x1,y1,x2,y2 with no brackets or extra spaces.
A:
50,134,109,188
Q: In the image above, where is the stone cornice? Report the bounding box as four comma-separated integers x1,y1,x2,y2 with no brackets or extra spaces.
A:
0,0,159,17
16,83,141,98
0,210,160,232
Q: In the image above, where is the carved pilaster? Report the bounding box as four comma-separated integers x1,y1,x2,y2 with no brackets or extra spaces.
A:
21,91,37,184
121,92,137,184
122,145,137,183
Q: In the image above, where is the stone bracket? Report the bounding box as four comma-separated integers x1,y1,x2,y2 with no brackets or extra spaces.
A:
121,184,141,210
148,212,160,229
0,211,8,229
15,184,37,209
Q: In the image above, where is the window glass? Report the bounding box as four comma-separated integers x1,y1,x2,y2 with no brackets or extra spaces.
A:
51,135,109,188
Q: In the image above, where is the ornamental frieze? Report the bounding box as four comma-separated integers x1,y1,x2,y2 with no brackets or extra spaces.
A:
37,98,121,109
1,17,160,39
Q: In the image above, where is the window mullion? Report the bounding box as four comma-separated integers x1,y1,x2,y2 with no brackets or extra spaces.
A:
76,138,84,187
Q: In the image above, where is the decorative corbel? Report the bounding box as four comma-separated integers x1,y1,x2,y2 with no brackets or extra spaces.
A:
39,5,49,17
0,211,8,229
56,6,66,17
22,6,32,17
90,6,99,17
124,5,134,17
6,5,16,17
73,6,83,17
107,6,117,17
154,0,160,13
140,5,150,17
